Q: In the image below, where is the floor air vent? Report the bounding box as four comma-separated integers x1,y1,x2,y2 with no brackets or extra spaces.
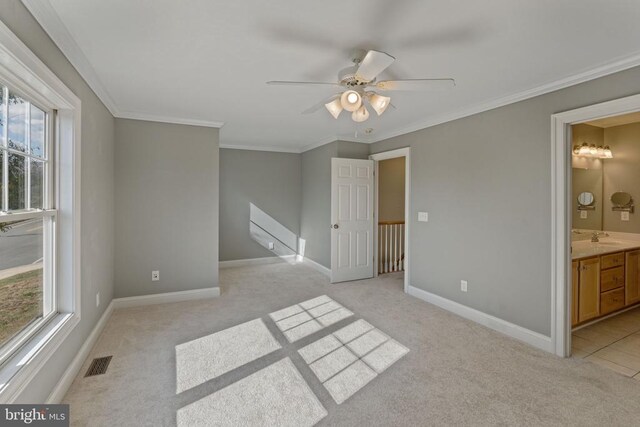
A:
85,356,112,377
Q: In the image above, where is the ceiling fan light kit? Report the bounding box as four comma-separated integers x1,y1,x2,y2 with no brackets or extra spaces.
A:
368,92,391,116
340,90,362,112
268,49,455,124
352,105,370,122
324,98,343,119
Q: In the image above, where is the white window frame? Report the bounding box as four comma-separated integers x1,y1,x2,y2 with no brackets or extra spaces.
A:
0,84,57,367
0,20,81,402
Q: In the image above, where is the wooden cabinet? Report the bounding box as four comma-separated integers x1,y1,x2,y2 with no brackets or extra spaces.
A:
601,288,625,315
578,257,600,322
626,250,640,306
572,261,579,326
573,248,640,326
601,252,625,270
601,266,624,292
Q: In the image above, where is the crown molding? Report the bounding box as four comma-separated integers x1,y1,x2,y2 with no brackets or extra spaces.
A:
116,111,224,128
367,49,640,144
300,135,339,153
219,143,299,153
22,0,640,152
22,0,120,116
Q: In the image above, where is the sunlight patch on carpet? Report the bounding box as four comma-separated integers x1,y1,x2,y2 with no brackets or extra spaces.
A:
175,318,281,393
177,358,327,427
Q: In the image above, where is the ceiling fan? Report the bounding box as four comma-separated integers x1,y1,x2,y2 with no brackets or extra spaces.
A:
267,49,455,123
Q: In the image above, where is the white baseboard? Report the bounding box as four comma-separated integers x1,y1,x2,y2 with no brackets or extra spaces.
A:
407,285,553,353
300,257,331,278
112,287,220,309
219,255,296,269
46,301,114,403
47,286,221,402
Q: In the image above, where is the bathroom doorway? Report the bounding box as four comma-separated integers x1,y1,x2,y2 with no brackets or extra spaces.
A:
370,148,411,293
569,114,640,376
551,94,640,361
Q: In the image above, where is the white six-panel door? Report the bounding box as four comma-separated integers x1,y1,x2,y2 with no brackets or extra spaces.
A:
330,158,374,283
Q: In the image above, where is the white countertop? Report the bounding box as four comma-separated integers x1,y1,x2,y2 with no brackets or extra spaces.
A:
571,231,640,260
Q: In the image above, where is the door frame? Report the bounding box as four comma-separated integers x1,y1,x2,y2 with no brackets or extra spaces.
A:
551,93,640,357
369,147,411,293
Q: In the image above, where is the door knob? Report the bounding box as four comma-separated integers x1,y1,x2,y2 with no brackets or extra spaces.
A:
332,224,339,229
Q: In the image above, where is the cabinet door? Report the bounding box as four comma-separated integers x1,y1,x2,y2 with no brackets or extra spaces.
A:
579,257,600,322
626,250,640,306
572,261,579,326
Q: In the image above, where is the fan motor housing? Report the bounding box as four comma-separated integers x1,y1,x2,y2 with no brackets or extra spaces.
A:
338,65,371,87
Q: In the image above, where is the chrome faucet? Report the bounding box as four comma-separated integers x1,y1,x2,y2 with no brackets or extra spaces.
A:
591,232,609,243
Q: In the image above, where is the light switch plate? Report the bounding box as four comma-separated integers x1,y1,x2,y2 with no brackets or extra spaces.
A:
152,270,160,281
580,210,588,219
461,280,468,292
622,211,630,221
418,212,429,222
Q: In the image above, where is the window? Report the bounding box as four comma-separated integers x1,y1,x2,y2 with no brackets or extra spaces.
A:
0,19,80,402
0,84,56,366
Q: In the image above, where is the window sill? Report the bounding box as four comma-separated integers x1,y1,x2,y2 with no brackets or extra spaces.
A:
0,311,79,402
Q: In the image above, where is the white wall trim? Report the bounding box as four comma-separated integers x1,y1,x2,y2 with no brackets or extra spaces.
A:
219,255,296,269
368,50,640,144
408,285,554,353
21,0,119,116
24,0,640,154
301,257,331,278
300,136,339,153
0,17,82,403
116,111,224,129
219,144,300,154
370,147,411,293
112,287,221,309
46,301,114,403
550,93,640,357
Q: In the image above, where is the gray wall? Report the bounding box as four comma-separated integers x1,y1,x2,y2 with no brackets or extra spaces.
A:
300,141,369,268
219,149,301,261
371,66,640,336
378,157,406,222
0,1,115,402
115,119,219,298
603,122,640,232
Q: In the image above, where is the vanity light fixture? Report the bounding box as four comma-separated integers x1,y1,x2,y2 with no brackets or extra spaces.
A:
573,142,613,159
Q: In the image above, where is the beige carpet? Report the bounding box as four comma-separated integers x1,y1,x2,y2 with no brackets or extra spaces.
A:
64,262,640,426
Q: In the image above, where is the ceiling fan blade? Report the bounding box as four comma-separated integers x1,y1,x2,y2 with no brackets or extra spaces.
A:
355,50,395,82
375,79,455,91
267,81,341,87
302,94,340,115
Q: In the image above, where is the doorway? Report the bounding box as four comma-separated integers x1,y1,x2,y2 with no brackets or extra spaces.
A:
551,93,640,358
370,148,411,293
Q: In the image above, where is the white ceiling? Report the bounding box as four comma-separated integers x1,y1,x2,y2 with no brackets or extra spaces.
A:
24,0,640,152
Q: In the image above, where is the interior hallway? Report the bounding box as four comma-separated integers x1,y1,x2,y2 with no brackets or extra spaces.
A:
64,262,640,426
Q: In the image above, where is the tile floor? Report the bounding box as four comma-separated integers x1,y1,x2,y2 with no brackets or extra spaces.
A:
572,305,640,380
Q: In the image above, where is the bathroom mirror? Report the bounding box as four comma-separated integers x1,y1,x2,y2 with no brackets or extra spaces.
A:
611,191,632,207
578,192,595,207
572,168,603,230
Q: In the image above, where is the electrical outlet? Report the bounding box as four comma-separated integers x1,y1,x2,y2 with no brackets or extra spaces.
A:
152,270,160,281
580,210,588,219
461,280,468,292
622,211,630,221
418,212,429,222
96,292,100,307
268,242,275,250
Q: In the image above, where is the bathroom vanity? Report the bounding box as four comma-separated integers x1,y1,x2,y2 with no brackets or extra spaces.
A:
572,237,640,327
